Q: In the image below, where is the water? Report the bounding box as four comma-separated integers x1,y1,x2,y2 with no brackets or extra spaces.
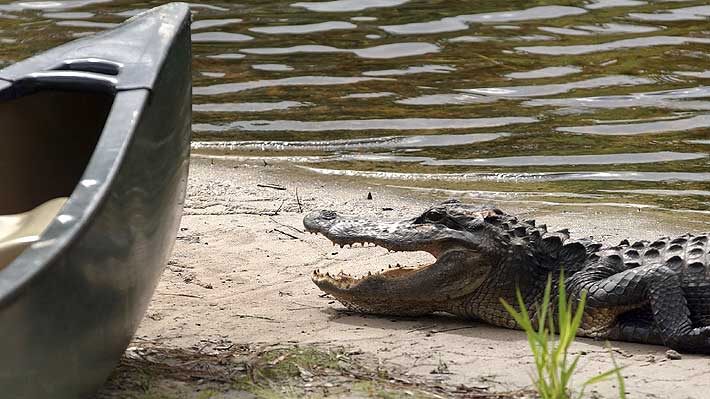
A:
1,0,708,211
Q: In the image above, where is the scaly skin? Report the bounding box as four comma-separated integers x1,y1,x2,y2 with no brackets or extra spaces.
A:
303,200,710,354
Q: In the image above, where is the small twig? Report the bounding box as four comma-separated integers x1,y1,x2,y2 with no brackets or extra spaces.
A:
268,217,305,234
273,228,299,240
273,199,285,215
157,292,203,299
406,325,437,334
429,326,475,334
235,314,276,322
257,183,286,191
287,301,321,311
295,187,303,213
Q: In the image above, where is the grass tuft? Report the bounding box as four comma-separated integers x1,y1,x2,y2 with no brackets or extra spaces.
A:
500,272,626,399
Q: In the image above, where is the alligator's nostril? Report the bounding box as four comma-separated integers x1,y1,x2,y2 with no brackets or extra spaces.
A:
320,210,337,220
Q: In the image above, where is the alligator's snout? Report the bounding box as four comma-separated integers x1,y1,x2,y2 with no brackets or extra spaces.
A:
304,208,476,256
303,210,339,234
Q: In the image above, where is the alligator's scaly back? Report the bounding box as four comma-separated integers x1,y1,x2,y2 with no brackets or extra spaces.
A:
304,200,710,354
567,234,710,352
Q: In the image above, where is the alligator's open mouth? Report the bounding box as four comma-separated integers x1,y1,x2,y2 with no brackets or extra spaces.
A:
303,206,498,315
311,246,440,292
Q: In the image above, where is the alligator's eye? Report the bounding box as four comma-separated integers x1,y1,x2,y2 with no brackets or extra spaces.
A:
426,210,444,222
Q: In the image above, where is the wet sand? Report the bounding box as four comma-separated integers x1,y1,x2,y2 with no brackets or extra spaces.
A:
134,156,710,399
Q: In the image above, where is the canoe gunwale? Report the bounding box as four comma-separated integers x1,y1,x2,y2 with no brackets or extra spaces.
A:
0,71,120,100
0,2,191,307
0,3,191,91
0,89,150,306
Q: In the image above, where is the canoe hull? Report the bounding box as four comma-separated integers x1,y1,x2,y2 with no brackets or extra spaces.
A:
0,4,191,398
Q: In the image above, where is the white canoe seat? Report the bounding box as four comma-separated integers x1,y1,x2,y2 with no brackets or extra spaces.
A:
0,197,67,270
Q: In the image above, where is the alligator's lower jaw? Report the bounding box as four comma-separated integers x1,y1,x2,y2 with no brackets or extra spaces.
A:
312,263,431,291
310,231,441,291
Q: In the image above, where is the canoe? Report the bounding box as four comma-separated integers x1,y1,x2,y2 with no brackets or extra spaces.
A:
0,3,191,398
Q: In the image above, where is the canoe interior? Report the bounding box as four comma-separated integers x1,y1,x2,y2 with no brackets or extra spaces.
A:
0,90,113,214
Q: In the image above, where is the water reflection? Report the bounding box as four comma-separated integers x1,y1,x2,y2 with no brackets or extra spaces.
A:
55,20,116,28
240,42,440,59
380,6,587,35
0,0,111,11
292,0,409,12
192,133,508,151
191,18,242,30
43,11,94,18
525,86,710,111
303,167,710,183
193,101,309,113
341,92,395,99
586,0,646,9
328,151,707,167
249,21,356,34
2,0,709,210
191,32,253,42
460,75,652,97
676,71,710,79
538,23,659,36
396,93,495,106
559,115,710,135
505,66,582,79
363,65,456,77
205,53,245,60
518,36,710,55
629,5,710,21
251,63,294,72
193,117,537,132
194,76,387,95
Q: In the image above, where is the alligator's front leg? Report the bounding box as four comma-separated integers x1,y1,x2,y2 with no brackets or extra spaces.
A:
569,263,710,353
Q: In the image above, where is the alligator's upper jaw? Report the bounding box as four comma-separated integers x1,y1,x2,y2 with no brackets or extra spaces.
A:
303,209,466,257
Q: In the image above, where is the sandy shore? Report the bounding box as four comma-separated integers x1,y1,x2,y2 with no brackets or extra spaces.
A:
133,156,710,399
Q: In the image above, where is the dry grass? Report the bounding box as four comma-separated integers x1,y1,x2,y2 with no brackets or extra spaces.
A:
96,339,534,399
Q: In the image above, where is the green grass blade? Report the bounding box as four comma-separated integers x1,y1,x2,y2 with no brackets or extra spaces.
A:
501,269,625,399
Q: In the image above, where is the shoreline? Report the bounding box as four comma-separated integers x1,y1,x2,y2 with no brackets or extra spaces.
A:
133,156,710,398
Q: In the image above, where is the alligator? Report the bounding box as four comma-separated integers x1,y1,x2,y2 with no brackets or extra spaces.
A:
303,200,710,354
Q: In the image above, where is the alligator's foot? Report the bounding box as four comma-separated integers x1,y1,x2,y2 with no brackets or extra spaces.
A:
666,326,710,354
595,313,664,346
304,203,507,316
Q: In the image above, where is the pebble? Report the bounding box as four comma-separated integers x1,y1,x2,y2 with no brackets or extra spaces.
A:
665,349,682,360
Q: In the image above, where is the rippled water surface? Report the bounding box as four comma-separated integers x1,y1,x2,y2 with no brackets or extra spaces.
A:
1,0,708,210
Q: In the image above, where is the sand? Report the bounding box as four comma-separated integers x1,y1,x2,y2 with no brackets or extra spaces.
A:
134,156,710,399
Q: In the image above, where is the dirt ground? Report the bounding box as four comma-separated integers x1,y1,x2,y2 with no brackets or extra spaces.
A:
129,156,710,399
